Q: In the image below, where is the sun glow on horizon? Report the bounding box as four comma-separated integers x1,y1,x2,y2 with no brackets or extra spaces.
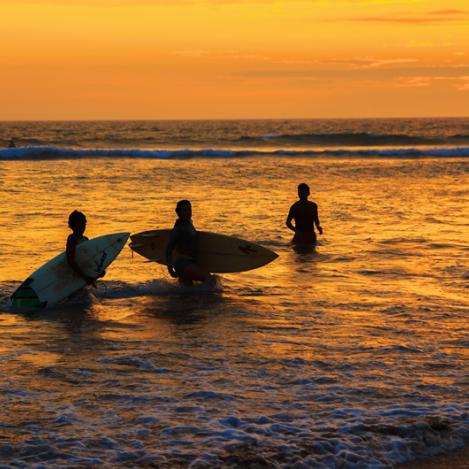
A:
1,0,468,119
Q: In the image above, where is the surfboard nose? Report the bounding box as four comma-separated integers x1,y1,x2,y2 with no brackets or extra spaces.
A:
114,232,131,244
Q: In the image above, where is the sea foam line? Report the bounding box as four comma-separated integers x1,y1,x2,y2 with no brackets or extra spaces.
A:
0,146,469,160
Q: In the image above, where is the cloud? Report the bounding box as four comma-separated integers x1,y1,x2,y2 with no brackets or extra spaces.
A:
321,57,419,69
233,66,469,83
168,53,421,71
394,76,430,87
5,0,293,4
428,9,467,16
170,50,271,61
353,9,469,24
456,76,469,91
233,65,469,93
171,50,211,58
394,74,469,91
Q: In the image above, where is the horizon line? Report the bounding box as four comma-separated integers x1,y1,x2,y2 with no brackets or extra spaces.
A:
1,115,468,122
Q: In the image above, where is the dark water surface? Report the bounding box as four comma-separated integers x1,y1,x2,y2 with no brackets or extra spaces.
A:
1,118,469,158
0,130,468,467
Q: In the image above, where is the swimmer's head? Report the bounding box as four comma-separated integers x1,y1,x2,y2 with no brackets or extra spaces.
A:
68,210,87,234
175,200,192,220
297,183,310,200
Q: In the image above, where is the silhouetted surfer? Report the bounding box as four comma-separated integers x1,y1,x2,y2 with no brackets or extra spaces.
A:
286,183,323,246
8,139,16,148
165,200,212,286
66,210,105,285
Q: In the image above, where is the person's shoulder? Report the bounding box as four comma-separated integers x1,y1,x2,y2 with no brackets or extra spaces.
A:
290,201,301,210
308,200,318,208
66,233,78,250
171,220,183,233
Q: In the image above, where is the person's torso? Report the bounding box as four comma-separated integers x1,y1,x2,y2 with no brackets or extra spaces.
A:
292,201,317,232
172,220,197,258
67,234,89,248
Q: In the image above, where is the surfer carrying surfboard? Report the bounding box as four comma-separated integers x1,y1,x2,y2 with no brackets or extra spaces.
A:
165,200,212,286
66,210,105,285
286,183,323,246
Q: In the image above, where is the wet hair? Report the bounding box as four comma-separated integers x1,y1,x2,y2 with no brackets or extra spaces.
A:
298,183,310,193
68,210,87,227
175,199,191,216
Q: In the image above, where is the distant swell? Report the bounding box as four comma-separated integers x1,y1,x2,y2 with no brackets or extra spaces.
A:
1,146,469,160
238,132,469,146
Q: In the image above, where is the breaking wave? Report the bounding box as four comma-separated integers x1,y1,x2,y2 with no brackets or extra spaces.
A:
238,131,469,146
1,146,469,160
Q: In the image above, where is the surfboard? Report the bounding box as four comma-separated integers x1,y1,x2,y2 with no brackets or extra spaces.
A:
129,230,278,274
10,232,130,311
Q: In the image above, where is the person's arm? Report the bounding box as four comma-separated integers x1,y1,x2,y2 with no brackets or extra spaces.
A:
189,227,198,263
165,229,178,277
286,206,296,233
314,204,323,235
66,236,95,284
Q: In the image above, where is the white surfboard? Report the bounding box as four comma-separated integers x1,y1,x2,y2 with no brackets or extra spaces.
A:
129,229,278,274
10,232,130,311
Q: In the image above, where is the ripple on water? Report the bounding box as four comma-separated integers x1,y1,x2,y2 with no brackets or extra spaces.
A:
0,155,468,467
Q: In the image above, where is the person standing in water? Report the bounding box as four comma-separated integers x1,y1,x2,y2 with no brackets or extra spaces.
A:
286,183,323,246
66,210,105,285
165,200,212,286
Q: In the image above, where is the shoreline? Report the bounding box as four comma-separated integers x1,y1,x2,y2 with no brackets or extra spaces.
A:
397,446,469,469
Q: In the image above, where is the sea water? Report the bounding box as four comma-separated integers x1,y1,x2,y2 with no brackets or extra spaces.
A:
0,119,468,467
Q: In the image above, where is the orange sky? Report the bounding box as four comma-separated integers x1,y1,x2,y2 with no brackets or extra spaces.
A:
1,0,468,119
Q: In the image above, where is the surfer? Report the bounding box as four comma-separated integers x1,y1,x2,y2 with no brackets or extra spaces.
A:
286,183,323,246
8,138,16,148
66,210,105,285
165,200,212,286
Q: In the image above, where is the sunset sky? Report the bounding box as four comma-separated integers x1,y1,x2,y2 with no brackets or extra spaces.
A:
2,0,468,119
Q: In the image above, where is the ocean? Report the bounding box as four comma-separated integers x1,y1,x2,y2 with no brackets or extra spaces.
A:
0,118,468,467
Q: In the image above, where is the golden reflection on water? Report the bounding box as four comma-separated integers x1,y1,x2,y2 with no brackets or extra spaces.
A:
0,157,467,393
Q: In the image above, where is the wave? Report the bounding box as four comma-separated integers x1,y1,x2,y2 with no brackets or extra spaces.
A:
1,145,468,160
238,131,469,146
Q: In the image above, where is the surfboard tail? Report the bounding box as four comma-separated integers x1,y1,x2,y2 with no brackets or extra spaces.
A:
11,283,47,309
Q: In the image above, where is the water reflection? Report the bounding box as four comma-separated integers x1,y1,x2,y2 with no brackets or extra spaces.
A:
0,155,467,467
292,243,316,255
143,289,226,325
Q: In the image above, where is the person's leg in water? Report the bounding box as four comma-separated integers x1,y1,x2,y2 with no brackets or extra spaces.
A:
293,230,317,246
179,263,213,286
